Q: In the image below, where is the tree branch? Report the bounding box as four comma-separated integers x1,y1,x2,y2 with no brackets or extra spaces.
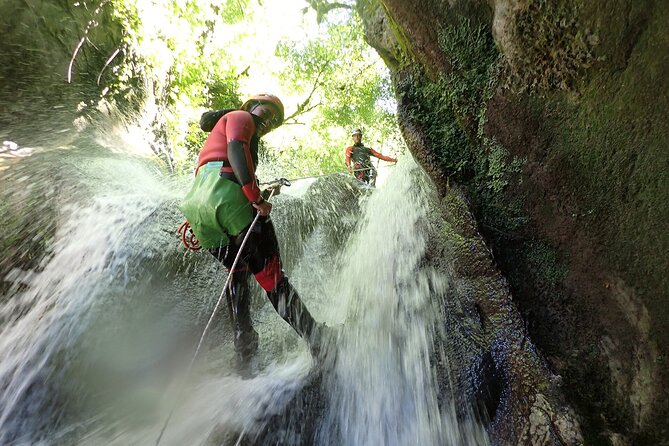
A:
284,59,332,122
67,37,86,83
304,0,352,23
97,47,121,85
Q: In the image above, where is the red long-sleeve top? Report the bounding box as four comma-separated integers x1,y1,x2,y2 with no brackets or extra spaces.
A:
345,143,397,169
196,110,262,204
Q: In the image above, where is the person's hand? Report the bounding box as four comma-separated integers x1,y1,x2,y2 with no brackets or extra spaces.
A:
264,183,282,197
252,200,272,216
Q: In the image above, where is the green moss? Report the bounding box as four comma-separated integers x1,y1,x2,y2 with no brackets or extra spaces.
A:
379,2,668,442
438,17,500,131
498,5,669,441
525,242,569,284
441,192,478,238
394,17,568,295
398,18,527,237
540,3,669,346
363,0,414,68
474,138,528,233
509,0,597,93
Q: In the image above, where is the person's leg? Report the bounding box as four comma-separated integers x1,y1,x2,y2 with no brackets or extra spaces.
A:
226,271,258,358
210,246,258,358
232,217,319,339
266,275,317,338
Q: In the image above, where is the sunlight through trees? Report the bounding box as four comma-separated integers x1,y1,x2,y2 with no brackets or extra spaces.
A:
103,0,403,176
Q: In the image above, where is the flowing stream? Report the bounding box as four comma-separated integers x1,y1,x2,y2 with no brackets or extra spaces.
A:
0,128,489,445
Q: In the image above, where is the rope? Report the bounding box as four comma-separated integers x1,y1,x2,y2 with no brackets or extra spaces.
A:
259,165,392,185
155,189,277,445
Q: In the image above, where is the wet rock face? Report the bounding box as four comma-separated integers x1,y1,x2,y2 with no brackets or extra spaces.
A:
489,0,655,92
361,0,669,443
365,0,491,73
0,149,70,297
489,0,598,92
427,187,583,445
521,393,582,445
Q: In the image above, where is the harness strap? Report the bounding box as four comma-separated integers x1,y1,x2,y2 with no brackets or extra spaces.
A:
219,171,239,184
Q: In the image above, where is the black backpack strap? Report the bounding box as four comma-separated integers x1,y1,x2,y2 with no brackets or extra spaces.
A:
199,108,235,132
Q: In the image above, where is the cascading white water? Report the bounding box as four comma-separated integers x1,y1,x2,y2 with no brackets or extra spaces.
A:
317,161,490,446
0,152,177,443
1,139,489,445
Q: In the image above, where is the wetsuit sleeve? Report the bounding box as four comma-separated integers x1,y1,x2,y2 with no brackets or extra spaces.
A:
369,148,397,163
345,146,353,169
226,111,262,203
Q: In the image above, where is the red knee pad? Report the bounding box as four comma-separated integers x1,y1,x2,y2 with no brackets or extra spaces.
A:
254,256,283,291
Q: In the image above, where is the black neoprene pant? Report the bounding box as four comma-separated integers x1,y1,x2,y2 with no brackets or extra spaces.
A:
209,217,317,339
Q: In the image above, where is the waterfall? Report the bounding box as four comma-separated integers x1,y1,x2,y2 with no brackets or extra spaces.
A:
0,148,176,443
1,140,489,444
318,161,489,445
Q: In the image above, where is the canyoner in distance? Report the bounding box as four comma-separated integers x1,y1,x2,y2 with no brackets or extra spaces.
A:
345,127,397,187
178,93,331,371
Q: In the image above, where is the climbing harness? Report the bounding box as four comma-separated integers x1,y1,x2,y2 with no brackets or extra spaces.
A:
156,187,279,446
177,166,391,249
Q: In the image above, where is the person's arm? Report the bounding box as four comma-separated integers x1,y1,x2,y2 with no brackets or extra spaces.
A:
225,111,263,205
369,147,397,163
345,146,353,170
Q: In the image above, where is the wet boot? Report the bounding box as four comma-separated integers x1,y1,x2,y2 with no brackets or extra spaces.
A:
226,273,259,362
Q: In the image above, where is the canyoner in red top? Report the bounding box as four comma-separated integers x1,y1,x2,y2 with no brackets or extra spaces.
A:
179,94,328,368
345,128,397,186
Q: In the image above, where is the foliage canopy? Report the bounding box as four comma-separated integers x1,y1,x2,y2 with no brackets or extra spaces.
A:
101,0,403,176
